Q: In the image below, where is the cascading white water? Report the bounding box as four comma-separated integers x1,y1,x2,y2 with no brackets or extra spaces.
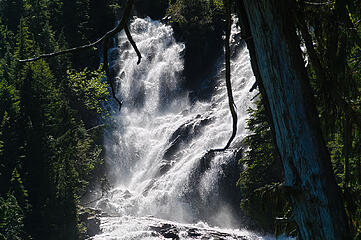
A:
91,17,292,240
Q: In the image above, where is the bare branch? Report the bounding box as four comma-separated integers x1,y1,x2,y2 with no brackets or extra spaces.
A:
19,0,140,110
19,43,96,63
86,124,106,132
19,0,136,63
210,0,238,153
125,25,142,64
304,1,330,6
251,92,261,101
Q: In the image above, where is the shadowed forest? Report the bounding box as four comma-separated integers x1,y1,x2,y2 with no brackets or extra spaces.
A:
0,0,360,239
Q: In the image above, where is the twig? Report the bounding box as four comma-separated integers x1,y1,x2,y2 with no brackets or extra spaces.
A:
251,92,261,101
86,124,106,132
304,1,330,6
18,43,97,62
210,0,238,153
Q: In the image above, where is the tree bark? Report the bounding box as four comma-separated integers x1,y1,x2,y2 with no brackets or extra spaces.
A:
239,1,351,239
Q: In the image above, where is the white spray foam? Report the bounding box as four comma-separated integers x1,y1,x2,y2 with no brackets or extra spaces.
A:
94,17,293,240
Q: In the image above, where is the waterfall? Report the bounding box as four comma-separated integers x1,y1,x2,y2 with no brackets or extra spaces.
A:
90,17,292,240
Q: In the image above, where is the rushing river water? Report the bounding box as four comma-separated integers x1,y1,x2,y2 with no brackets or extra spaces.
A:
89,17,292,240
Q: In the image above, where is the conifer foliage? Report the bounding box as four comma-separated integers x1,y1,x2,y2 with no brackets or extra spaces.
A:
238,0,361,238
0,1,114,239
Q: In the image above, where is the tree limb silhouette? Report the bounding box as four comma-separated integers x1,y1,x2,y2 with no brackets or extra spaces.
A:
125,25,142,64
19,0,141,109
210,0,238,153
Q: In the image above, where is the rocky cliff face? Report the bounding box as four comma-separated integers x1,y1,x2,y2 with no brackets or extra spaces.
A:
170,19,224,101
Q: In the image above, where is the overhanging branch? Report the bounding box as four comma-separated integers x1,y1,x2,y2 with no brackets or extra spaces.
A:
19,0,136,63
125,25,142,65
18,43,96,63
210,0,238,153
19,0,141,109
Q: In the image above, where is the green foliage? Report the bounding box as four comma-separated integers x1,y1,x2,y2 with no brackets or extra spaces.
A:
9,168,30,209
0,0,115,238
167,0,223,29
49,122,103,198
0,80,19,120
212,0,223,10
238,99,296,235
0,193,27,240
240,0,361,237
0,20,12,58
0,0,24,32
299,1,361,237
14,18,34,61
67,65,110,115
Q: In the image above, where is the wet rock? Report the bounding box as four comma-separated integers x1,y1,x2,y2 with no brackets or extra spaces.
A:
142,179,156,197
150,223,180,239
230,32,246,58
109,48,120,62
148,219,248,240
199,150,216,171
188,228,202,237
122,190,132,199
91,216,259,239
180,142,246,228
158,161,173,176
163,115,213,161
86,216,101,237
78,207,102,239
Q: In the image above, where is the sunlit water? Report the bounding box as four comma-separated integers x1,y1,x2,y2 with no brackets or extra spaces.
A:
90,17,292,240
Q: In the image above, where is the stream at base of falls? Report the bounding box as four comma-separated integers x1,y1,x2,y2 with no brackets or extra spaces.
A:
86,17,293,240
91,216,282,240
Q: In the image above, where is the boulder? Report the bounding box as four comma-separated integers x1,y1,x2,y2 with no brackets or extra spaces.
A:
78,207,102,239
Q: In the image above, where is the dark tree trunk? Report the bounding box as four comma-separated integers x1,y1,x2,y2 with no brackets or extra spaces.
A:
238,1,351,239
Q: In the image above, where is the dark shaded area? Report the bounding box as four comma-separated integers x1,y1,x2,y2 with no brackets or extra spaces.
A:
171,22,224,101
236,0,359,238
134,0,169,20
